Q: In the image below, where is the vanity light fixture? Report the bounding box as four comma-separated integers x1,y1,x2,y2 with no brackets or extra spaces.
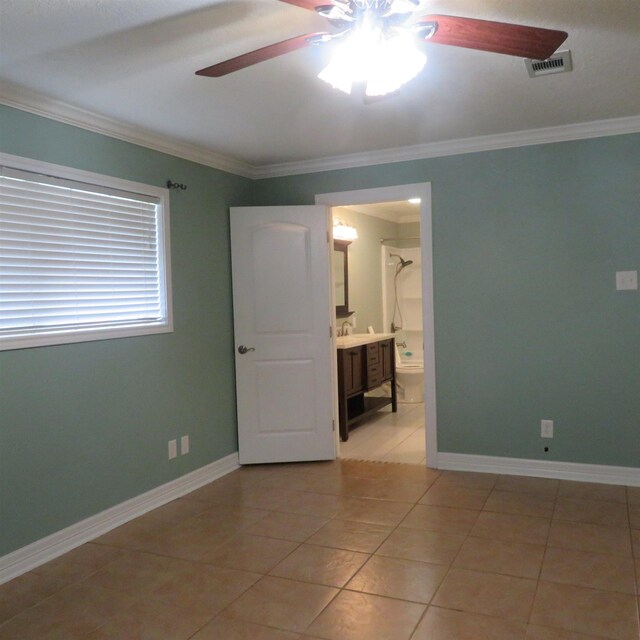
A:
408,198,421,204
333,219,358,241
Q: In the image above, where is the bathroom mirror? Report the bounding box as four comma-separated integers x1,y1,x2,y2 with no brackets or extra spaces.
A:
334,240,352,317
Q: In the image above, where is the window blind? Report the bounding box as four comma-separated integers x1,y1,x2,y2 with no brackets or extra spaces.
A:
0,166,167,345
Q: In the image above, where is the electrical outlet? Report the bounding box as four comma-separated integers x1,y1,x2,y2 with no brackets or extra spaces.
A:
616,271,638,291
168,439,177,460
181,435,189,455
541,420,554,439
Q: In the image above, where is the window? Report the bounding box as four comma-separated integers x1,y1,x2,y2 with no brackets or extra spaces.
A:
0,153,172,351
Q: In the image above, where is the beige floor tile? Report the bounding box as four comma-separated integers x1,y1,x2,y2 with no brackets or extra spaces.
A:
148,562,260,615
274,492,351,519
78,550,182,595
453,537,545,579
627,487,640,505
554,498,629,528
244,512,328,542
419,484,491,510
547,521,632,556
412,606,527,640
191,616,301,639
306,590,425,640
206,534,299,573
92,518,169,552
628,505,640,529
526,625,611,639
633,530,640,557
346,555,447,603
0,571,72,626
400,504,479,535
269,544,369,587
86,599,212,639
484,490,555,518
376,527,466,565
348,477,430,503
494,476,559,496
434,470,498,489
0,583,139,640
432,568,536,622
558,481,627,504
32,544,122,584
471,512,551,545
530,581,639,640
334,497,413,526
540,547,636,594
222,576,337,633
306,519,393,553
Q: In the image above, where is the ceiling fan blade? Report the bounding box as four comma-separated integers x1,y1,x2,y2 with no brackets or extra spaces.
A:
196,33,328,77
417,15,568,60
277,0,326,10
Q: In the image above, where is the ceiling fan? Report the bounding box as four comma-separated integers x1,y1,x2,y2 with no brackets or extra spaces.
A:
196,0,568,97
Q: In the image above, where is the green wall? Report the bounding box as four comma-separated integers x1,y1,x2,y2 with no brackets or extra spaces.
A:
0,105,253,556
255,134,640,469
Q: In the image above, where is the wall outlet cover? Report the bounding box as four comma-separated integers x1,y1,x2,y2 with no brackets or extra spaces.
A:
616,271,638,291
180,435,189,455
541,420,554,439
168,439,177,460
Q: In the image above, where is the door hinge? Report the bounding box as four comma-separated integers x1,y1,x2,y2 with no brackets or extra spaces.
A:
332,419,336,431
327,231,330,243
329,326,333,338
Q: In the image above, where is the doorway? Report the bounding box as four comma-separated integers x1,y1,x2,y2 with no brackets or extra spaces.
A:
316,183,437,468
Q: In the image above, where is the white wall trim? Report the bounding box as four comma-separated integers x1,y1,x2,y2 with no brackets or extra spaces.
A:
0,452,239,586
437,452,640,487
2,81,639,181
0,81,254,179
253,115,640,178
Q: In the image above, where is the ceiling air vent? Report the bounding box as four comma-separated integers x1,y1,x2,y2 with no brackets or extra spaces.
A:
525,50,573,78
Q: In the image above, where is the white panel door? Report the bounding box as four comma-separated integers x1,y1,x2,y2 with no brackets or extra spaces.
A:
230,206,335,464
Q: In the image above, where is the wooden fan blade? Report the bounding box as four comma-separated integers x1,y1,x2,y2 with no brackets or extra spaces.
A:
277,0,325,10
418,15,567,60
196,33,328,77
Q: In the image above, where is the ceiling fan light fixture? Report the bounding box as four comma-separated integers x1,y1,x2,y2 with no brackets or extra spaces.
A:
318,24,426,96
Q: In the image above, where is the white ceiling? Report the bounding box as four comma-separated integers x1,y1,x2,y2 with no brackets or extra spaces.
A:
1,1,639,172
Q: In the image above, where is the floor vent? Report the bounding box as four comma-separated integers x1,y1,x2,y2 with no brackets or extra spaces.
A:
525,50,573,78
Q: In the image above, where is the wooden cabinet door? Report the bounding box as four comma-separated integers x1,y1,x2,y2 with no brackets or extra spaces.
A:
380,339,394,381
340,347,364,396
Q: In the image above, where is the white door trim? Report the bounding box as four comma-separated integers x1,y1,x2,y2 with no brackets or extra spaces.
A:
316,183,438,468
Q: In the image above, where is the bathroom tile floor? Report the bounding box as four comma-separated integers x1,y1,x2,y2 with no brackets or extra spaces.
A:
339,401,426,464
2,460,639,639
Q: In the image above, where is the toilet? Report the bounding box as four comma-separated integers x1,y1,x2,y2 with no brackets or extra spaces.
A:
395,344,424,403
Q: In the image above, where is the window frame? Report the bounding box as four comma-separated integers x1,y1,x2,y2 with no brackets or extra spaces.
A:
0,152,173,351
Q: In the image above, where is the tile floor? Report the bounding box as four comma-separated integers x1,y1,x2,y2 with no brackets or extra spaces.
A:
339,401,426,464
1,460,640,639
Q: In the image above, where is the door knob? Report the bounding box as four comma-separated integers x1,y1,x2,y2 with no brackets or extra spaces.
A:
238,345,256,354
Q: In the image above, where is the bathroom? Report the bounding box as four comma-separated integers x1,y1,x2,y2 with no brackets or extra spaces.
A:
333,200,426,464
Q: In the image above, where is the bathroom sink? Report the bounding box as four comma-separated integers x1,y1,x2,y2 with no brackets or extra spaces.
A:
336,333,394,348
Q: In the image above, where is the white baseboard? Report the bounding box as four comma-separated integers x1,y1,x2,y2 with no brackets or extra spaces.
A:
437,452,640,487
0,452,240,585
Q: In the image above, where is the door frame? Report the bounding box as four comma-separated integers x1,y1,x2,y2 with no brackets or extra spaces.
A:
316,183,438,468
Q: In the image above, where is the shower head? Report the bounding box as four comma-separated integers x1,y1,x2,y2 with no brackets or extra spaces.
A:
390,253,414,270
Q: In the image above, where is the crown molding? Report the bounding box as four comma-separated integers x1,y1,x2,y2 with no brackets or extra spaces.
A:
253,114,640,179
0,81,255,179
2,81,639,181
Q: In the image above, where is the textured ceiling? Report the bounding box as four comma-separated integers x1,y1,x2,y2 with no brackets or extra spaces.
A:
1,0,639,168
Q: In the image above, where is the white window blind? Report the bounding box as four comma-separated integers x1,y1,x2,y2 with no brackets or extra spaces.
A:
0,163,172,350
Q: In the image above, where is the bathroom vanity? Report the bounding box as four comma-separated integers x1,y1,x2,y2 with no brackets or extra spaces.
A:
336,334,397,441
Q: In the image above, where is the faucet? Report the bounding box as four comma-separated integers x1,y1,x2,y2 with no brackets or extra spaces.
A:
396,341,407,349
340,320,352,336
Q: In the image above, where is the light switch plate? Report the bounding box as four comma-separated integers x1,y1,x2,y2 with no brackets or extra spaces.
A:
168,439,177,460
616,271,638,291
181,435,189,455
541,420,554,439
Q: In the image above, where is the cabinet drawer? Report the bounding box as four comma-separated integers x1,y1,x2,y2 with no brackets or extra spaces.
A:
366,363,383,389
366,342,380,364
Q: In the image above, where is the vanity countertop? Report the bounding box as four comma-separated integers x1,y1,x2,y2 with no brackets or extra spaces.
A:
336,333,395,349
